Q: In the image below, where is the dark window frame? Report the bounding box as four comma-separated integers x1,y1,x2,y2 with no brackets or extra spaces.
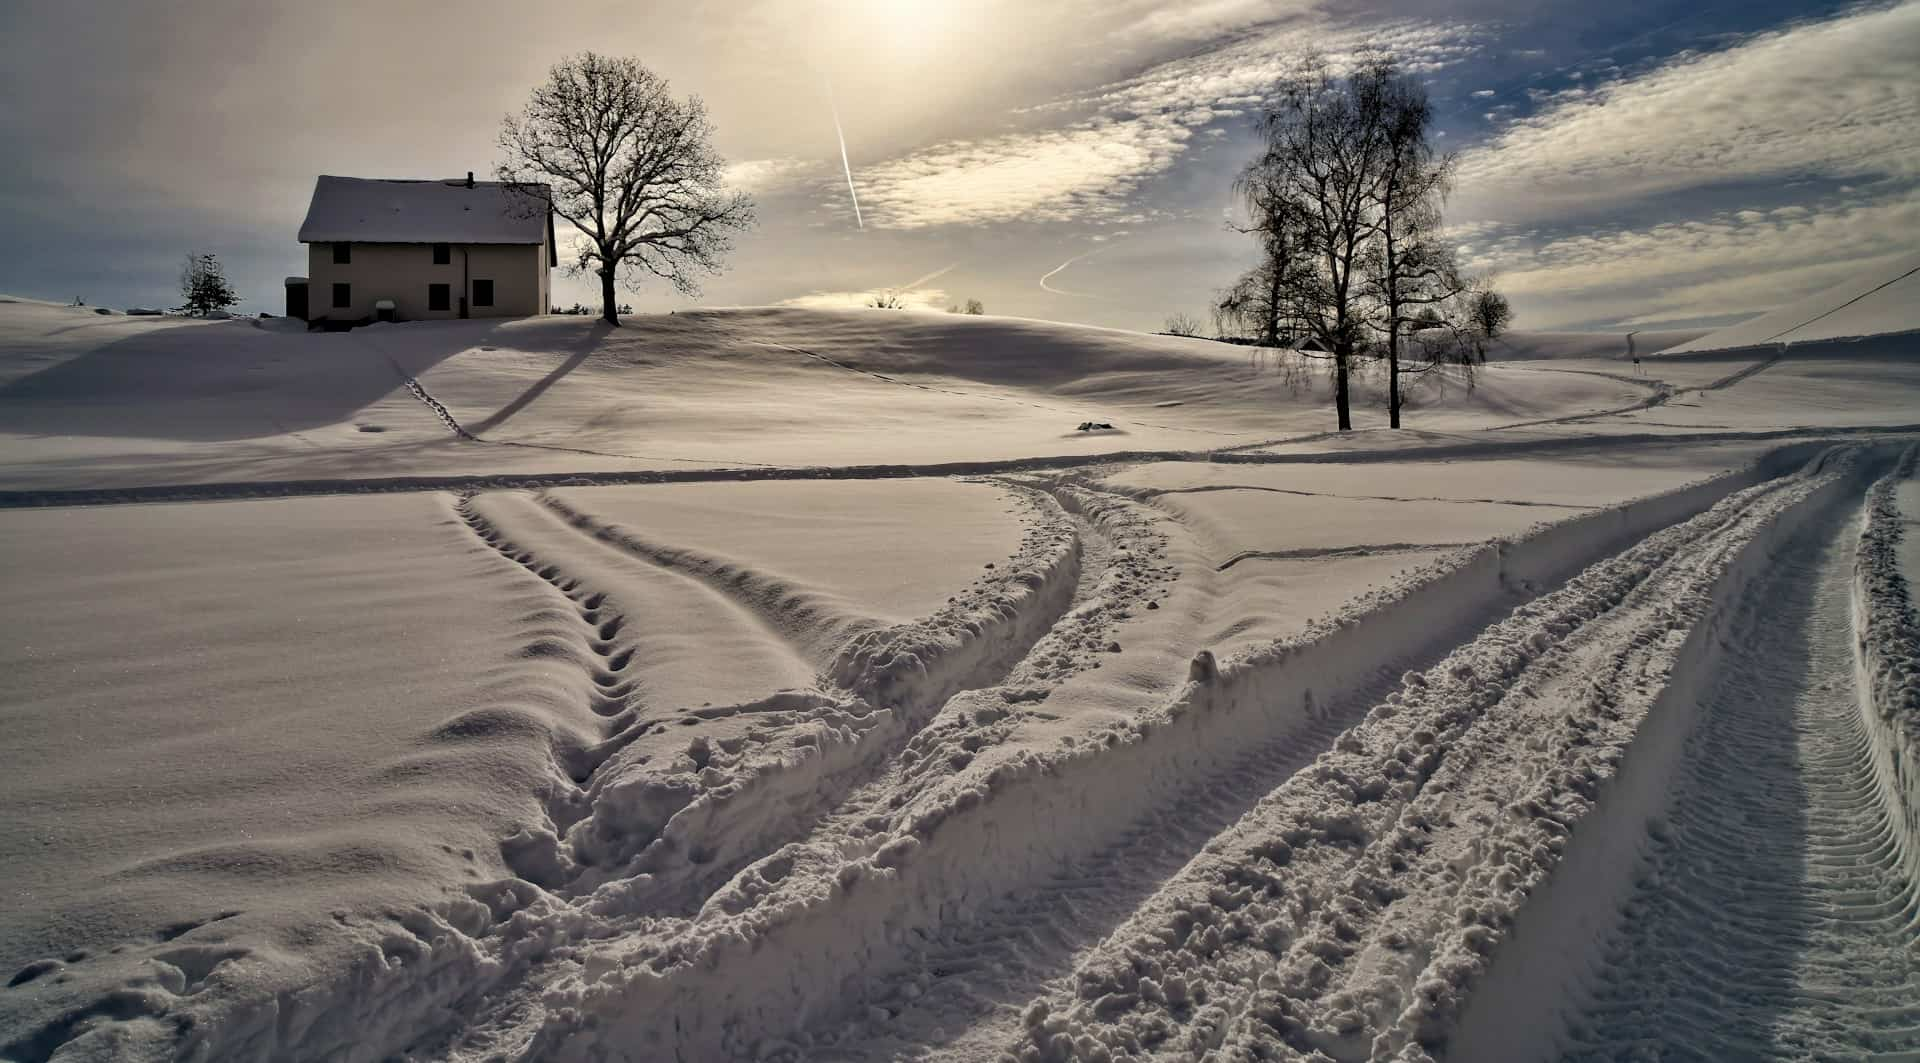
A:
472,279,494,307
332,242,351,265
332,282,351,309
428,283,450,312
432,243,450,265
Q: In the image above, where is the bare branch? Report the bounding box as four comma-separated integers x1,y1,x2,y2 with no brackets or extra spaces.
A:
498,53,755,324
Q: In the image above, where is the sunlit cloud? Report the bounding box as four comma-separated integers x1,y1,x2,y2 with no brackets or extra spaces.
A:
1454,1,1920,220
852,16,1484,230
723,157,821,194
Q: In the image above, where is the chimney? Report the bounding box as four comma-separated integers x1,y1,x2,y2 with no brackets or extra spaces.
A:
466,171,475,189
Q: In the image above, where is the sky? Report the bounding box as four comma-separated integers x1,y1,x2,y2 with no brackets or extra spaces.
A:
1,0,1914,334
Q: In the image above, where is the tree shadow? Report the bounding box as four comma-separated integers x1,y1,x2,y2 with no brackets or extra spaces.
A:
464,320,615,435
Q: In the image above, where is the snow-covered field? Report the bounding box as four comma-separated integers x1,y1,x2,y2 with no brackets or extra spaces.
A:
1,294,1918,1062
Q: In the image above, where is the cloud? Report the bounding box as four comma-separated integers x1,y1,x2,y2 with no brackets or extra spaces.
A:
724,157,821,194
1462,191,1920,328
852,15,1484,229
1454,2,1920,220
854,121,1193,229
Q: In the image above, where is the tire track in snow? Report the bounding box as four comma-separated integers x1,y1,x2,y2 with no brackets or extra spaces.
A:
1132,482,1597,511
797,630,1447,1061
453,495,655,865
7,426,1919,509
1491,349,1782,432
1217,543,1477,571
535,491,883,668
999,451,1861,1063
744,480,1174,872
1557,498,1920,1061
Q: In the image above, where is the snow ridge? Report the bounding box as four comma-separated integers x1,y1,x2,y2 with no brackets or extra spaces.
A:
487,453,1817,1060
1012,446,1865,1062
1853,444,1920,904
1544,477,1919,1059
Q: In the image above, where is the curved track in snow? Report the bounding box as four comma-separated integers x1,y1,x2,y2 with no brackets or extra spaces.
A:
1559,495,1920,1060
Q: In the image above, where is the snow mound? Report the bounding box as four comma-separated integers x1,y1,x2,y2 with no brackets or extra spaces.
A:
1665,253,1920,353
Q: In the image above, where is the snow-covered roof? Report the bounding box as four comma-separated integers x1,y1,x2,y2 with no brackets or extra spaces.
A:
298,175,549,245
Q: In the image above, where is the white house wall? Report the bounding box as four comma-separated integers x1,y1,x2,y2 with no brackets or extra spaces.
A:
305,242,548,321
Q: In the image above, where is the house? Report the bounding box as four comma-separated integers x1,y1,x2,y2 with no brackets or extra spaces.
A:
293,173,556,327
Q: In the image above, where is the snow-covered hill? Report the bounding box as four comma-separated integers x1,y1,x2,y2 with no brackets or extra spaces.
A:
3,295,1919,1062
1483,328,1708,361
0,300,1651,495
1665,253,1920,352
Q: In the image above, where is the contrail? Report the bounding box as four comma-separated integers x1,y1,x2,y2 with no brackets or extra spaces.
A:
1040,248,1105,298
827,79,865,231
901,262,959,290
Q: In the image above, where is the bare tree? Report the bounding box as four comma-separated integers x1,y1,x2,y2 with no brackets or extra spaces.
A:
1469,289,1512,340
868,289,907,309
1223,138,1310,347
1214,245,1294,345
1163,312,1204,337
1362,67,1469,429
499,53,753,326
1239,54,1397,430
1232,53,1512,430
964,298,985,315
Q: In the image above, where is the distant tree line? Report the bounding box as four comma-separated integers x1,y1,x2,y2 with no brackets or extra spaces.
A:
1216,53,1510,430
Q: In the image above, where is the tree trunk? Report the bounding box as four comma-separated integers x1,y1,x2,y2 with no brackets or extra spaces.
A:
1263,256,1284,347
600,266,619,326
1334,350,1352,431
1387,323,1401,429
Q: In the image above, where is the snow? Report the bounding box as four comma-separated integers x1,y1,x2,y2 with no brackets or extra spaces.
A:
0,301,1667,496
1,290,1918,1062
1665,252,1920,352
297,176,548,246
0,494,594,1060
1102,453,1764,567
543,479,1026,624
1481,328,1709,361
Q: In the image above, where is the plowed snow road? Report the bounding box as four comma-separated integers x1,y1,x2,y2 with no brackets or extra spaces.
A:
1561,498,1920,1061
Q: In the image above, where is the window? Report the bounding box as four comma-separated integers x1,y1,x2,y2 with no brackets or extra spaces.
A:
428,283,450,312
432,243,450,265
472,279,494,307
332,242,351,265
332,282,351,309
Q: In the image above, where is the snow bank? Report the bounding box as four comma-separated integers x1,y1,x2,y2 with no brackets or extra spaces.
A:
457,483,1078,906
507,445,1827,1060
1011,444,1871,1062
1445,445,1873,1062
1851,444,1920,896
